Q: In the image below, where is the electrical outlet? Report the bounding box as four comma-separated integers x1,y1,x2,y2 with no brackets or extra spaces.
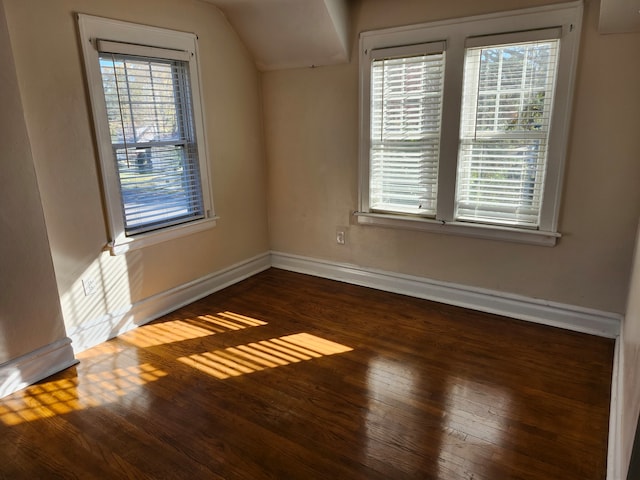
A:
82,277,99,296
336,228,346,245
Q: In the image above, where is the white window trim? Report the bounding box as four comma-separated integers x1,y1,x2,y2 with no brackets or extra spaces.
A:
358,1,583,246
77,14,216,255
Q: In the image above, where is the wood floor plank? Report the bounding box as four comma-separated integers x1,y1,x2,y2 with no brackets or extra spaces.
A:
0,268,613,479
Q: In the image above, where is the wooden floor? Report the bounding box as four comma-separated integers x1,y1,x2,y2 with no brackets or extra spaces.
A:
0,268,614,479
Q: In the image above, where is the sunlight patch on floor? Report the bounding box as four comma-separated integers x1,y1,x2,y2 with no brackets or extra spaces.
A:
0,364,167,426
178,333,353,380
121,311,267,347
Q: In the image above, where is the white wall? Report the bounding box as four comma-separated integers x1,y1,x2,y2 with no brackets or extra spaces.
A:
262,0,640,315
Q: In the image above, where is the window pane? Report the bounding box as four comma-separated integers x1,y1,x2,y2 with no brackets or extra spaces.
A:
99,54,204,235
115,145,202,231
456,40,559,227
456,139,546,225
370,53,444,216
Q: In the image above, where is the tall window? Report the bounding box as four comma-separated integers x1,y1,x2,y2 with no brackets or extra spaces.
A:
99,52,204,235
358,2,582,246
370,42,445,216
456,39,559,227
78,15,214,254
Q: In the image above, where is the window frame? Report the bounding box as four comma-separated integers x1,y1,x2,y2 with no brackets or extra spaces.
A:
357,1,583,246
369,41,446,217
78,14,215,255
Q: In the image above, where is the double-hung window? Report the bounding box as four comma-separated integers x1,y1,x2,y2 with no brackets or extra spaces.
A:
78,15,214,254
369,42,445,216
358,2,583,245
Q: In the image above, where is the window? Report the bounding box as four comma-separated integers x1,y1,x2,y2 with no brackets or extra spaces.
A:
370,42,445,216
358,2,583,246
78,15,214,254
457,35,560,227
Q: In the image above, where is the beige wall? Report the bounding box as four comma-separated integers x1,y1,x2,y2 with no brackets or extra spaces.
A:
3,0,269,350
0,1,67,363
263,0,640,314
3,0,639,468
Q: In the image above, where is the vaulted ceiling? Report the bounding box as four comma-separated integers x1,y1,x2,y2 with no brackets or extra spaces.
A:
201,0,351,71
201,0,638,72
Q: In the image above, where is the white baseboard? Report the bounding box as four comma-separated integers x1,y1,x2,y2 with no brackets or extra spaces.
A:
271,251,622,338
64,249,622,352
69,252,271,353
0,337,77,398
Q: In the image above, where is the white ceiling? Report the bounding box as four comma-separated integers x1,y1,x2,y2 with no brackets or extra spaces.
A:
202,0,350,71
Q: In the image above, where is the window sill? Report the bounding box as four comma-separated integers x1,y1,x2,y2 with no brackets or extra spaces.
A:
106,217,218,255
354,212,560,246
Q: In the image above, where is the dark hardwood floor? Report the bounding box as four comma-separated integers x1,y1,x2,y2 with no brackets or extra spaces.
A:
0,268,614,479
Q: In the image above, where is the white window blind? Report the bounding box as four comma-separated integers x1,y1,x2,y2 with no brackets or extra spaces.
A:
456,38,560,227
369,43,445,216
358,3,582,245
98,51,205,236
